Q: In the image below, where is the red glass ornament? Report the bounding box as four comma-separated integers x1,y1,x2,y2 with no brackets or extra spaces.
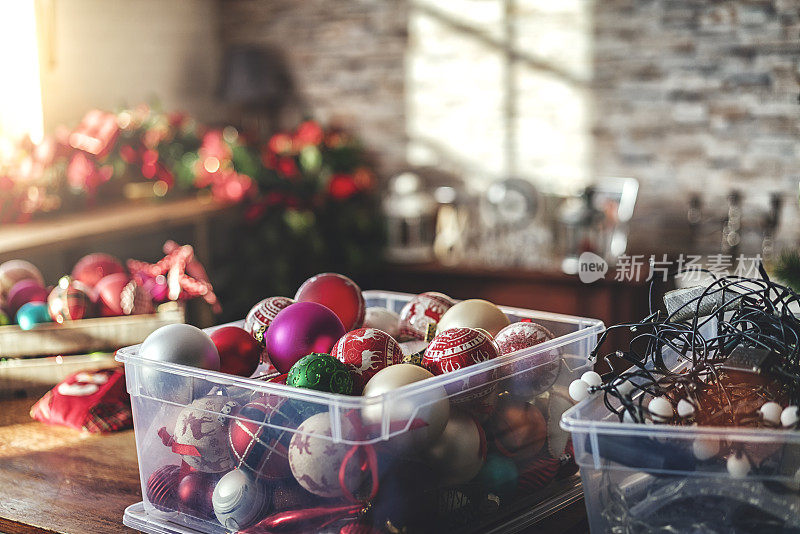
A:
146,464,181,512
517,453,559,493
330,328,404,393
211,326,262,377
294,273,365,331
47,279,94,323
95,272,131,317
399,291,454,340
71,253,125,288
177,471,217,518
229,395,297,479
423,327,499,375
495,321,560,397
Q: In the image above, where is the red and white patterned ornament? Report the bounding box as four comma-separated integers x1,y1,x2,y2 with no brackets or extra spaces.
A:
363,307,401,339
244,296,294,346
517,452,560,493
295,273,365,331
423,327,499,375
495,321,560,397
288,412,363,498
330,327,404,393
172,396,237,473
399,292,454,341
228,395,297,479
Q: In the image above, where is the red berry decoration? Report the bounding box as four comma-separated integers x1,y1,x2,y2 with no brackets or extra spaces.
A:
211,326,263,378
94,272,131,316
71,252,125,288
399,291,455,340
294,273,365,331
146,464,181,512
423,327,499,375
47,278,94,323
330,327,404,393
228,395,308,480
244,296,294,346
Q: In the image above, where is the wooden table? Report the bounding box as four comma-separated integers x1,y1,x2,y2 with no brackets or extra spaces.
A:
0,395,589,534
0,398,141,534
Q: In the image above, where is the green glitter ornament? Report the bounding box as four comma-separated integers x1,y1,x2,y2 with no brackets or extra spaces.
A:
286,353,354,395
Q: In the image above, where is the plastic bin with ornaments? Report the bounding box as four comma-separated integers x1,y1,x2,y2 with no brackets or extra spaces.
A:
117,272,604,534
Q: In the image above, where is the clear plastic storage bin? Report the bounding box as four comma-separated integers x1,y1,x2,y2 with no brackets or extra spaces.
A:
561,327,800,533
118,290,604,534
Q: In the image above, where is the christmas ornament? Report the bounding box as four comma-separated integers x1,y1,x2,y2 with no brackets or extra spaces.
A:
399,340,428,356
229,395,315,479
6,279,48,318
169,395,237,472
271,477,330,512
71,253,125,288
423,327,499,375
177,470,217,518
363,307,401,339
212,468,271,531
472,453,519,501
424,410,487,486
287,353,354,395
211,326,262,378
436,299,509,337
288,412,363,497
366,458,437,533
340,522,382,534
0,259,44,307
517,453,559,493
294,273,365,331
139,323,220,402
495,321,559,396
399,292,454,340
487,396,546,460
47,277,93,323
120,280,155,315
128,242,220,313
244,296,294,346
17,302,52,330
330,328,403,393
267,373,288,385
146,464,181,512
94,272,130,316
265,302,346,374
362,363,449,453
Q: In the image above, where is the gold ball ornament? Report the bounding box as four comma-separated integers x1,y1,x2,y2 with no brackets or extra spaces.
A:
436,299,510,337
362,363,450,454
424,409,487,485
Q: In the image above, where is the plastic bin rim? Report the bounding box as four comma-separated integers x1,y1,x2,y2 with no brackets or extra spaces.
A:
560,399,800,442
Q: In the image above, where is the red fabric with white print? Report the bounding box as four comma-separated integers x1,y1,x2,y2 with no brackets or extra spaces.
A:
30,367,132,433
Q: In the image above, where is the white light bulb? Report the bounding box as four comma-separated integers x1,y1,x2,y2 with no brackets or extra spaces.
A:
759,402,783,425
781,405,799,427
648,396,673,422
726,453,750,478
692,437,719,460
613,377,635,396
677,399,695,418
569,379,590,402
581,371,602,388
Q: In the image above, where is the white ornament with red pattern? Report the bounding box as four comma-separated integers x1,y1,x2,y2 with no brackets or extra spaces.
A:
244,296,294,346
330,327,404,393
399,292,455,340
423,327,499,375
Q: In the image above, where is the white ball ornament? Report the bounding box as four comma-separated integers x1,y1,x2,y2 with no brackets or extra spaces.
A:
726,453,750,478
172,395,237,473
363,307,401,339
692,437,719,460
568,379,590,402
581,371,602,388
781,405,799,427
212,469,270,531
648,396,673,422
424,410,486,485
759,402,783,425
677,399,695,419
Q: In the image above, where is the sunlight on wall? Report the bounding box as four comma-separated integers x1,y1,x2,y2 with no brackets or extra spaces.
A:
407,0,593,193
0,1,44,144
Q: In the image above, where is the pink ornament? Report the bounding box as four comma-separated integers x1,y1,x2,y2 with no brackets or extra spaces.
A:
94,272,131,316
0,260,44,307
423,327,499,375
6,279,48,318
495,321,560,397
244,296,294,346
399,292,454,340
330,328,403,393
295,273,365,331
71,252,125,288
212,326,263,377
265,302,346,373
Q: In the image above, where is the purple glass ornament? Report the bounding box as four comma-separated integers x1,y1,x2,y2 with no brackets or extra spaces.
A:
265,302,346,373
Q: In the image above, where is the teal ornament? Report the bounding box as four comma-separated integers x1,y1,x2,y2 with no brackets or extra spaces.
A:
286,353,354,395
472,453,518,501
16,302,52,330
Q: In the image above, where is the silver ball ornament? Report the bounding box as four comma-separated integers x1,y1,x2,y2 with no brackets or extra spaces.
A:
212,469,270,531
424,410,486,485
139,324,220,403
362,364,450,453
